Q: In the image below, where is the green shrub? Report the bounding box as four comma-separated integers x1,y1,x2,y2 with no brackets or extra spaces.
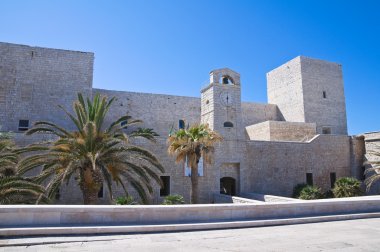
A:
332,177,363,198
162,194,185,205
299,185,323,200
292,183,308,198
115,195,138,205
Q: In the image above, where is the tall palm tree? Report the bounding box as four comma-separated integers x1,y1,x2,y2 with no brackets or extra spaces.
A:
18,93,164,204
167,124,222,204
0,138,46,204
365,147,380,191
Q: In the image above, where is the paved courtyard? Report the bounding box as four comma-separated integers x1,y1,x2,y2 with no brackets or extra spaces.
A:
1,218,380,251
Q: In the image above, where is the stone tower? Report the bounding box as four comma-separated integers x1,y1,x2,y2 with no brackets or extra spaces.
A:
266,56,347,135
201,68,244,197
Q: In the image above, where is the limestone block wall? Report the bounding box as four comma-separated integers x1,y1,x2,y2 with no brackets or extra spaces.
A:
245,134,352,196
267,56,305,122
95,89,201,137
0,42,94,132
246,121,316,142
245,121,271,141
241,102,281,127
301,57,347,135
350,135,366,180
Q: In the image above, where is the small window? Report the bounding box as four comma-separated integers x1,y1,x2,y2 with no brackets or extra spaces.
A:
18,120,29,131
323,91,327,99
224,121,233,128
322,127,331,135
98,185,104,198
179,120,185,129
306,173,313,186
330,172,336,188
160,176,170,196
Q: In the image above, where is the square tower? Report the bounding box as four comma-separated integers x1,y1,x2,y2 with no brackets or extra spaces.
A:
267,56,347,135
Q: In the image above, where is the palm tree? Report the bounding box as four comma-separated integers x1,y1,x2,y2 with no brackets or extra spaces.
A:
0,138,46,204
167,124,222,204
365,147,380,192
18,93,164,204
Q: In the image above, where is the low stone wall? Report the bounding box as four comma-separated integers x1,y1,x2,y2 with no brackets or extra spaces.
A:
213,194,263,204
240,192,301,202
1,196,380,228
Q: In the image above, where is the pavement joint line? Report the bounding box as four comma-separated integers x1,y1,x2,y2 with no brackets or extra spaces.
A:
1,212,380,246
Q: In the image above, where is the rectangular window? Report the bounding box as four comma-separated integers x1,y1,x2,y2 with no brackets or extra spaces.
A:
160,176,170,197
179,120,185,129
330,172,336,188
18,120,29,131
97,185,104,198
323,91,327,99
322,127,331,134
306,173,313,186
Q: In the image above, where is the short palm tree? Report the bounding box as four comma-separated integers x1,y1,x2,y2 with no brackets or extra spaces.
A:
18,93,164,204
167,124,222,204
365,147,380,191
0,138,46,204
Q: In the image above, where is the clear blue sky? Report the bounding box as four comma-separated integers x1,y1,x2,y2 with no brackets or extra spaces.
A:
1,0,379,135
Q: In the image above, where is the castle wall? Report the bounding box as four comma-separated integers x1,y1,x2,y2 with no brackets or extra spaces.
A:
0,42,93,132
241,102,281,127
245,135,351,196
246,121,316,142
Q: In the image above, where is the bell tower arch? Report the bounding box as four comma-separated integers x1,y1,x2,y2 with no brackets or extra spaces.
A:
201,68,242,140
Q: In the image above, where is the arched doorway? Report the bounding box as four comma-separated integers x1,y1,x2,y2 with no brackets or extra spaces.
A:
220,177,236,196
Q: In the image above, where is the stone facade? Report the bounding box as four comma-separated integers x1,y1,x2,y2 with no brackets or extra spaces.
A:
0,42,373,204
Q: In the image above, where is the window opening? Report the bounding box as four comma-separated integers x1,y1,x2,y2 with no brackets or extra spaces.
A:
18,120,29,131
306,173,313,186
160,176,170,196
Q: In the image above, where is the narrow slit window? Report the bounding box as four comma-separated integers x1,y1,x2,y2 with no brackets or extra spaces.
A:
323,91,327,99
160,176,170,196
330,172,336,188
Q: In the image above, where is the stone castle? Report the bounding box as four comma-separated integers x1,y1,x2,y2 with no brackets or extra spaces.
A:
0,42,378,204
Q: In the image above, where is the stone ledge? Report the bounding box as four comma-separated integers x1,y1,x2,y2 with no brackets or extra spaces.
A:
1,213,379,238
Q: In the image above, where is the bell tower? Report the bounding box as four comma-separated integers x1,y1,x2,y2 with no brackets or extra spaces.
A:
201,68,243,141
201,68,244,198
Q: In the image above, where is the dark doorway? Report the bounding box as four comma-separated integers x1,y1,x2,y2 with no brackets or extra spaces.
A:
220,177,236,196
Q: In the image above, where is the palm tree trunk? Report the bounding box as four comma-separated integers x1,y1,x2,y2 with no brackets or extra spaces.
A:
82,187,99,205
80,166,103,205
190,163,199,204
